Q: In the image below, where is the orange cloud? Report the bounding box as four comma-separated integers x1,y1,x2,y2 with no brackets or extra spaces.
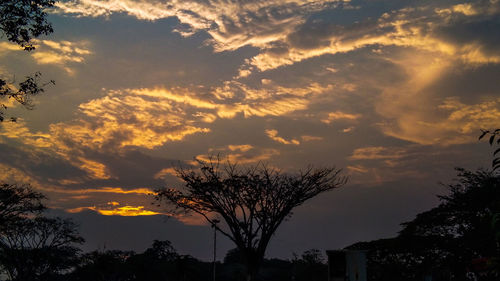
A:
0,40,91,74
243,2,500,74
55,0,347,52
349,146,408,161
77,157,112,180
228,144,254,152
265,129,300,145
321,111,361,124
301,135,323,142
196,146,280,164
66,202,208,225
67,205,163,216
154,168,178,180
374,49,500,145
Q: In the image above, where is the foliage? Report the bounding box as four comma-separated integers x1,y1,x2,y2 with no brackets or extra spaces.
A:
348,168,500,281
291,249,327,281
0,217,84,281
69,242,211,281
0,183,84,281
0,183,45,227
479,129,500,171
0,0,55,51
155,156,346,280
0,0,56,122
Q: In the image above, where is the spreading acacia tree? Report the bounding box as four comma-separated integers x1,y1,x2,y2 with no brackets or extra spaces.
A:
0,0,56,122
155,157,347,281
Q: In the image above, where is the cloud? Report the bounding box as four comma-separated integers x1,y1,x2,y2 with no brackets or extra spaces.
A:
197,145,280,164
0,76,336,195
374,50,500,145
55,0,348,52
301,135,323,142
349,146,408,161
0,40,92,74
53,0,500,80
382,97,500,145
347,145,450,185
228,144,254,152
154,167,178,180
321,111,361,124
244,1,500,72
77,157,113,180
213,81,333,118
0,42,24,53
52,88,212,151
67,204,163,216
265,129,300,145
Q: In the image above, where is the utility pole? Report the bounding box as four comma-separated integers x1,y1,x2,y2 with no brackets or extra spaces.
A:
212,219,220,281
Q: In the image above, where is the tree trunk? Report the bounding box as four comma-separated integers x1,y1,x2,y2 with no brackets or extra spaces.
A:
242,249,263,281
245,264,259,281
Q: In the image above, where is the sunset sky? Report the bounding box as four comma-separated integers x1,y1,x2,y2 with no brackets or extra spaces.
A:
1,0,499,260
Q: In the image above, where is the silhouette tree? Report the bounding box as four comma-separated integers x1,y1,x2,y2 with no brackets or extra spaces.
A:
291,249,327,281
0,0,55,122
349,168,500,280
0,217,84,281
0,183,84,281
69,242,211,281
0,183,45,227
155,157,346,281
479,129,500,171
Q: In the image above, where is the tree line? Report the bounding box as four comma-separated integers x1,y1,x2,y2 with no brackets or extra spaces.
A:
0,182,329,281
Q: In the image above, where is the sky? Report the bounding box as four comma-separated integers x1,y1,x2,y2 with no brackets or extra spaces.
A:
1,0,500,261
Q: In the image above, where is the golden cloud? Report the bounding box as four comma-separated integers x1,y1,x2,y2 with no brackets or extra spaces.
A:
77,157,112,180
66,201,209,225
244,2,500,73
1,78,333,185
265,129,300,145
55,0,348,52
0,42,24,53
67,204,163,216
349,146,408,161
196,145,280,164
321,111,361,124
228,144,254,152
374,50,500,145
0,40,91,74
301,135,323,142
154,167,178,179
346,165,369,174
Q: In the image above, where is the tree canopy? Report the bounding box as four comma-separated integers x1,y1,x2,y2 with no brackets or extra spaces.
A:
155,157,346,280
0,0,55,51
0,183,84,281
0,183,45,228
0,0,55,122
349,168,500,280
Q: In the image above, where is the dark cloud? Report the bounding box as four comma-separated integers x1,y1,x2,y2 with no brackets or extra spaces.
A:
0,142,87,183
436,15,500,55
424,63,500,104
